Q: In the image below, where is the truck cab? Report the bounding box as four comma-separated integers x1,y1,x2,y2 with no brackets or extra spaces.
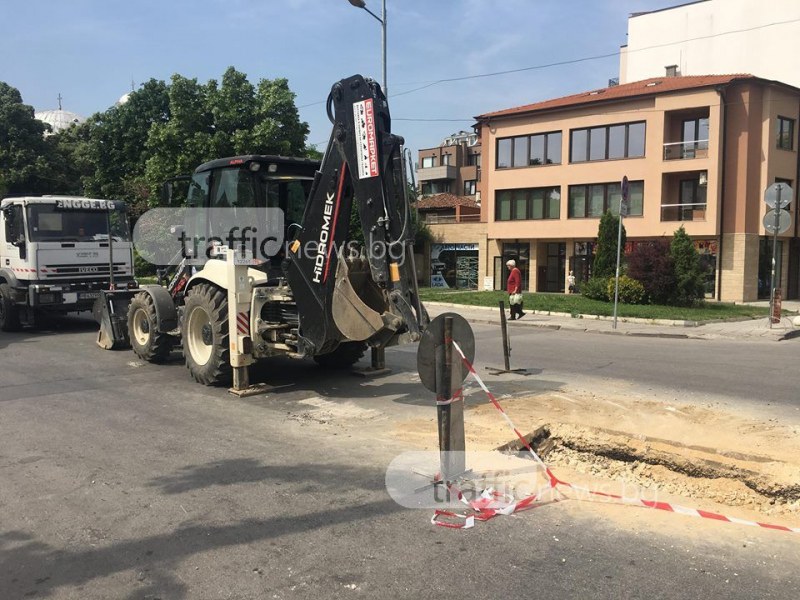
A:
0,196,136,330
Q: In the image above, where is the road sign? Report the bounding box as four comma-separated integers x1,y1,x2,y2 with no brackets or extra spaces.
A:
763,209,791,234
765,182,793,209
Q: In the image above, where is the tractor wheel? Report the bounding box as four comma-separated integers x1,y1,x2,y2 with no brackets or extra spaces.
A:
0,283,21,332
182,283,231,385
313,341,367,369
128,292,174,363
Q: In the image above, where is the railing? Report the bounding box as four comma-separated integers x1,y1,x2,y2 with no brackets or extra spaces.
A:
421,213,482,224
663,140,709,160
660,202,706,222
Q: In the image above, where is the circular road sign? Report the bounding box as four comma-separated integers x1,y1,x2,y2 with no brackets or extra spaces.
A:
765,182,793,209
416,312,475,394
763,209,792,235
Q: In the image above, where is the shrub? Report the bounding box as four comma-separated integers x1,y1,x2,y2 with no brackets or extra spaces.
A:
593,211,626,279
607,275,646,304
581,276,611,301
670,226,706,306
626,240,675,304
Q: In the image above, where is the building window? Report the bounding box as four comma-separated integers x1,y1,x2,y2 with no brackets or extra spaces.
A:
421,156,436,168
441,153,452,166
467,153,481,166
570,121,646,163
421,181,450,195
496,132,562,168
568,181,644,218
777,116,795,150
495,187,560,221
464,180,476,195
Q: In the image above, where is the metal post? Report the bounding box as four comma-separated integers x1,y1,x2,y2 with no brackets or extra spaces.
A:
381,0,387,96
436,316,464,481
371,346,386,370
499,301,510,371
769,186,781,328
612,205,623,329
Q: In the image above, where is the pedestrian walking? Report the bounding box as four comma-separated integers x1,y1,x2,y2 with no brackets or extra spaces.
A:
506,259,525,320
568,270,576,294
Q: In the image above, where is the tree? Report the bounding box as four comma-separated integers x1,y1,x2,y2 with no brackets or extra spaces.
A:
626,240,675,305
593,211,626,279
670,226,706,306
55,67,311,214
0,82,59,196
143,68,310,207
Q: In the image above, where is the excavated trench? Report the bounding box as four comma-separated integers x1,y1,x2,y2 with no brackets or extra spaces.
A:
498,424,800,515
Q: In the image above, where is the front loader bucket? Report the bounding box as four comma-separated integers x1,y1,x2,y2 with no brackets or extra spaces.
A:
331,257,399,342
92,290,135,350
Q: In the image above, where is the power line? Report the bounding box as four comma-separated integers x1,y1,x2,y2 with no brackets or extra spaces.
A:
298,16,800,108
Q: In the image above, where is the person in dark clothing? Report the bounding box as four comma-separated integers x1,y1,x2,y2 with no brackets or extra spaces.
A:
506,259,525,320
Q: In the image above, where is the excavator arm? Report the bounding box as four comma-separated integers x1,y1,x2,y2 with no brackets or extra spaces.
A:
285,75,427,356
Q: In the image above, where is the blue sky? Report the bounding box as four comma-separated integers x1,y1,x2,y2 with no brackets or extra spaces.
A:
1,0,670,157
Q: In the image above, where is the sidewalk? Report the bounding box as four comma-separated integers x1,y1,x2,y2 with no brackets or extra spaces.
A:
425,301,800,342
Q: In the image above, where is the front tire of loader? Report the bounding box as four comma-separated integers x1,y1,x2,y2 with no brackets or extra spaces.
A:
182,283,231,386
128,292,174,363
0,283,21,332
313,341,367,369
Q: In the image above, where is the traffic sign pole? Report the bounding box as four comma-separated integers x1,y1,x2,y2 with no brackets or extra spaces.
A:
613,176,629,330
769,186,781,328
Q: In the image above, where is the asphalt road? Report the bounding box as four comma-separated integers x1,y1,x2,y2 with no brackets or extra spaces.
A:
1,314,799,599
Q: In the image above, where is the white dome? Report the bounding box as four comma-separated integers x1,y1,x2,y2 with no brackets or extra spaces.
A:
35,109,85,134
116,92,131,106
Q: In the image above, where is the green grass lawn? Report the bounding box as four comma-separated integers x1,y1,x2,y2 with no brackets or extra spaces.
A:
418,288,773,321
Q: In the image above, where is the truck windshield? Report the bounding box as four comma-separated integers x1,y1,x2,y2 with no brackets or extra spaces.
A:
27,204,131,243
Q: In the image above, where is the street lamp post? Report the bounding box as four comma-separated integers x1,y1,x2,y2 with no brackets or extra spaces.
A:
347,0,387,96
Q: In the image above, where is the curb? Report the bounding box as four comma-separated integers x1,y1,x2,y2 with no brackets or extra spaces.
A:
424,301,796,342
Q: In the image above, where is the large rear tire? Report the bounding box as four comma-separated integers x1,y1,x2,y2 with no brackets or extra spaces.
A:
128,292,174,363
182,284,231,385
0,283,21,332
313,341,367,369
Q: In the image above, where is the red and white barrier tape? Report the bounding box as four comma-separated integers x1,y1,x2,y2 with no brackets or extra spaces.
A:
430,339,800,534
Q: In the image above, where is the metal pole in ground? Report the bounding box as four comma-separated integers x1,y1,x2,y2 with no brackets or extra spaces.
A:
769,186,781,328
499,301,510,371
436,316,465,481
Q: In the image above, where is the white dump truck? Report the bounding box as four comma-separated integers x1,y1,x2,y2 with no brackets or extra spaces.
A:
0,195,136,330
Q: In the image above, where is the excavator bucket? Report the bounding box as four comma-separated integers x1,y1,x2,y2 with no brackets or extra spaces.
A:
92,290,136,350
331,256,400,342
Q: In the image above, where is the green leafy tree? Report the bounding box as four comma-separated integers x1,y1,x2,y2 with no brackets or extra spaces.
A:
0,82,60,196
593,210,626,279
143,68,310,206
670,226,705,306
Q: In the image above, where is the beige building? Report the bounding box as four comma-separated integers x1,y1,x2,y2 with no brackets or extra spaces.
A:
474,74,800,302
417,131,481,199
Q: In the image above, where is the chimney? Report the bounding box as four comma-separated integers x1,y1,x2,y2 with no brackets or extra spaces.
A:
665,65,679,77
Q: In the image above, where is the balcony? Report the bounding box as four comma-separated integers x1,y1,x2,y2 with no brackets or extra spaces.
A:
663,140,709,160
420,212,481,224
661,202,707,222
417,164,457,182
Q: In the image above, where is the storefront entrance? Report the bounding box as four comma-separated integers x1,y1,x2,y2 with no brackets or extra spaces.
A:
537,242,566,292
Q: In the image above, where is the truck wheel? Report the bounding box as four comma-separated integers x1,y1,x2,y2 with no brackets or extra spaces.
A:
182,283,231,385
313,341,367,369
128,292,174,363
0,283,21,332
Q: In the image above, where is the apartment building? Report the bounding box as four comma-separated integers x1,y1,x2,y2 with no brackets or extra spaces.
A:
416,131,487,289
474,74,800,302
417,131,481,199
